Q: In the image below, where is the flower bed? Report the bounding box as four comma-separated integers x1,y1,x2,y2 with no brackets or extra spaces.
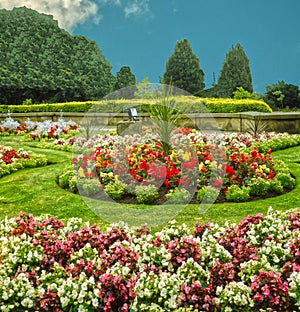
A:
58,129,296,204
0,208,299,311
0,146,47,178
0,115,77,139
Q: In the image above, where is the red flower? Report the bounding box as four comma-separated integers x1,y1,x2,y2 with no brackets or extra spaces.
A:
250,148,258,158
214,179,223,188
226,165,235,177
139,160,149,171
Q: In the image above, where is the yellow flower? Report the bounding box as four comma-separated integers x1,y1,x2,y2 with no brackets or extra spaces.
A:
79,167,85,178
182,152,190,162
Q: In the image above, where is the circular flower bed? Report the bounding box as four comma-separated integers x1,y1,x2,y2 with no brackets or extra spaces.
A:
0,209,299,311
58,129,296,204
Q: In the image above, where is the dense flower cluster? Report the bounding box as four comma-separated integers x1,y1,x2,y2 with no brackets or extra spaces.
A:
0,146,30,164
0,116,77,139
0,145,48,178
65,129,295,203
0,208,299,311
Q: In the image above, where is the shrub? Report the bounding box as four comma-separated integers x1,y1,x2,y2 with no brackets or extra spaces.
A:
225,185,250,202
69,176,78,193
248,177,270,196
269,178,284,194
272,160,292,175
197,185,220,203
135,184,158,204
104,181,127,200
274,173,295,189
58,168,74,189
0,97,272,114
80,178,100,196
165,188,191,204
203,99,272,113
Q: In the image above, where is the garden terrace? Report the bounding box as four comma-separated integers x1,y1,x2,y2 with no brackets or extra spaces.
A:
1,117,300,311
2,111,300,134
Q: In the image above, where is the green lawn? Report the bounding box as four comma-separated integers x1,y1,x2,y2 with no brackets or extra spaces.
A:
1,136,300,231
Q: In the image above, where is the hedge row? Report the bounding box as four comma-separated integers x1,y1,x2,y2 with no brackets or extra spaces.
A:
0,97,272,114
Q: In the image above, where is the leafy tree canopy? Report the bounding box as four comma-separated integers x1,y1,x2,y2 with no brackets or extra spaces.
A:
264,81,300,110
0,7,114,104
216,43,253,98
114,66,137,98
162,38,205,95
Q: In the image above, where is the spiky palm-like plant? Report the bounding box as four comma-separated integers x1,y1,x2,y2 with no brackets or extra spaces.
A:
149,85,181,155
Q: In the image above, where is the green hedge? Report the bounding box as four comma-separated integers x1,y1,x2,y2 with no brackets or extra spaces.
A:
0,97,272,114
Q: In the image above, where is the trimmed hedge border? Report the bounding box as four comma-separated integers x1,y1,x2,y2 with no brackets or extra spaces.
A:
0,97,272,114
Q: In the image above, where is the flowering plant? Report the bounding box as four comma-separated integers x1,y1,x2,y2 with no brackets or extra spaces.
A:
0,145,47,177
0,115,78,139
0,208,299,311
60,129,296,204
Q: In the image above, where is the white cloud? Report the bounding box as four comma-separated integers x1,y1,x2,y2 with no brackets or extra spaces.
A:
0,0,99,31
0,0,152,31
124,0,151,19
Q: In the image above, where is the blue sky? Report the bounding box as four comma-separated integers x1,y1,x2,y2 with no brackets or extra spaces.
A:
1,0,300,93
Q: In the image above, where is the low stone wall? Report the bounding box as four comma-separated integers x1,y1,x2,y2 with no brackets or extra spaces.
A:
1,111,300,134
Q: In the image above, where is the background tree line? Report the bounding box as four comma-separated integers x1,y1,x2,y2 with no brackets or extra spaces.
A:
0,7,299,109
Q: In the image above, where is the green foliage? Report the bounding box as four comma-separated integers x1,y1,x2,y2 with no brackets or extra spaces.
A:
22,98,33,105
0,152,47,178
162,39,205,95
0,7,114,104
274,173,295,189
264,81,300,110
104,181,127,200
216,44,253,98
246,115,270,137
58,168,74,189
135,184,158,204
134,77,153,99
248,177,270,196
114,66,137,98
0,97,272,114
233,87,257,99
149,86,181,155
165,188,191,204
197,186,220,203
203,99,271,113
254,137,300,153
225,185,250,202
79,179,100,196
269,179,284,194
69,176,78,193
272,160,292,175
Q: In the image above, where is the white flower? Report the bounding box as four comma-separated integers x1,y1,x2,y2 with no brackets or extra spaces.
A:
168,295,178,309
60,297,69,308
92,297,99,307
122,266,130,276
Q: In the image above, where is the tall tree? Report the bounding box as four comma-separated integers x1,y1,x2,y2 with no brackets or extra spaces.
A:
0,7,114,104
216,43,253,98
264,81,300,109
114,66,137,98
162,38,205,95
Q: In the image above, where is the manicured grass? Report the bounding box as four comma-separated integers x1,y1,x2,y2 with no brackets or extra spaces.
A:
1,136,300,231
0,136,106,227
